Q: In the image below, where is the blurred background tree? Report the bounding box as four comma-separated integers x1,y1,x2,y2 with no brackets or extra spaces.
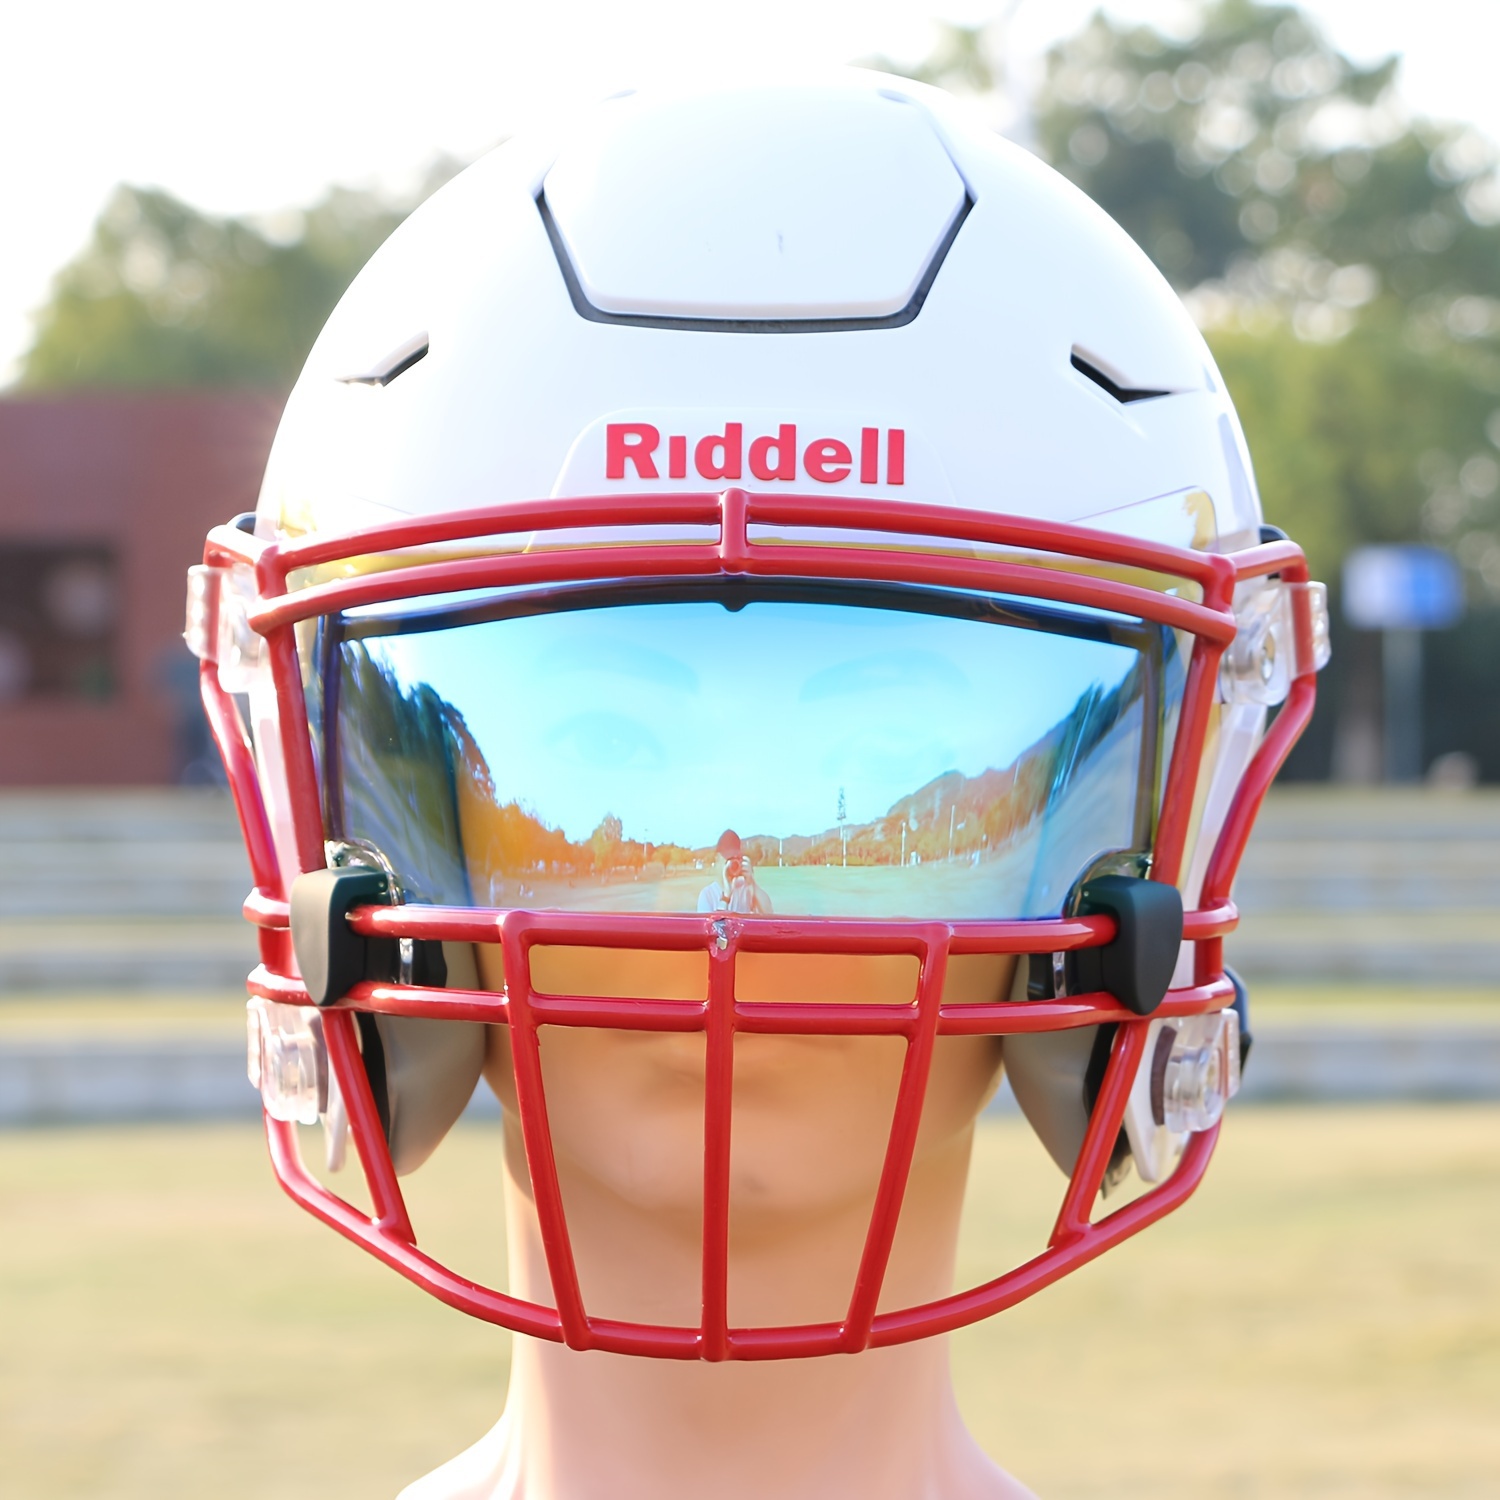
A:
18,161,459,391
887,0,1500,778
18,0,1500,777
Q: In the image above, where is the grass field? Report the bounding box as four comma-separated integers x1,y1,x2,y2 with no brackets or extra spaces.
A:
2,1106,1497,1498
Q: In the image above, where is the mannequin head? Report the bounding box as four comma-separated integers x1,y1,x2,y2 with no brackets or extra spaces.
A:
478,945,1012,1328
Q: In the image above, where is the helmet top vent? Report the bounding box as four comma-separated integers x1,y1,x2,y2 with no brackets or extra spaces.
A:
540,86,969,331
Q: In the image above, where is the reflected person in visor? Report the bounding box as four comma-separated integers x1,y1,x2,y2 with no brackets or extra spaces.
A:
698,830,774,915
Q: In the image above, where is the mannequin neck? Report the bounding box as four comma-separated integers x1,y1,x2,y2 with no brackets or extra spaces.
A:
488,1327,1019,1500
400,1108,1034,1500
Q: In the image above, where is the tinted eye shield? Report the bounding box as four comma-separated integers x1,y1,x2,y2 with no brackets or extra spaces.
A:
315,574,1179,924
189,487,1320,1358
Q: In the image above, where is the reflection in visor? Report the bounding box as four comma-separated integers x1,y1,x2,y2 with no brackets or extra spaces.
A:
309,584,1182,921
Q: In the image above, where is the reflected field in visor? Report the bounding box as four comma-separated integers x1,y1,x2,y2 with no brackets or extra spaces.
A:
310,582,1183,922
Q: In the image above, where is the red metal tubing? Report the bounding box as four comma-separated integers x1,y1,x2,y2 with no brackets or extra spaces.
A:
243,888,290,928
744,491,1237,587
249,972,1230,1036
262,487,1238,595
347,904,1120,954
282,899,1233,951
1050,1021,1152,1246
209,490,1313,1358
263,1115,566,1341
700,940,737,1360
1150,637,1227,888
840,930,949,1350
865,1124,1220,1346
261,1097,1216,1359
500,912,593,1349
269,492,726,578
321,1007,416,1245
249,538,1236,645
198,662,295,978
263,622,328,877
198,662,281,899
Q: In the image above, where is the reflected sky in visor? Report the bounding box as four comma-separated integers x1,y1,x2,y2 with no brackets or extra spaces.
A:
324,593,1180,919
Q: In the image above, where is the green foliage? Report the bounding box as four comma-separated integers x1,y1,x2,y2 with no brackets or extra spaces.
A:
898,0,1500,602
18,166,458,391
1211,320,1500,583
1032,1,1403,289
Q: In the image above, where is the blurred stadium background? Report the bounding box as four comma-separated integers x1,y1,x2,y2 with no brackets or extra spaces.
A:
2,2,1497,1495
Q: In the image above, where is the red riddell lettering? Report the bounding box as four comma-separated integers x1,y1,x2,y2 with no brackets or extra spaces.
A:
805,437,852,483
606,423,660,480
749,424,797,482
694,423,743,481
887,427,905,486
606,423,907,485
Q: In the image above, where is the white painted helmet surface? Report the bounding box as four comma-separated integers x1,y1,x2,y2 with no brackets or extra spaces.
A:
218,73,1319,1283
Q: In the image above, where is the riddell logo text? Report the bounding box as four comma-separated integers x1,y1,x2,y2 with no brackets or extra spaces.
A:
605,422,906,486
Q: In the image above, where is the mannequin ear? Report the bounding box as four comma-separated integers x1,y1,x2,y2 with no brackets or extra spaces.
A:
1002,951,1097,1176
1001,960,1120,1184
370,942,487,1176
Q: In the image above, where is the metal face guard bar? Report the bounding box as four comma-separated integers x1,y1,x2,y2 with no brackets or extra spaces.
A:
196,488,1317,1359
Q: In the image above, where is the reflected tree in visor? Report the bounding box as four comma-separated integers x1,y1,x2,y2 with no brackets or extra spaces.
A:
309,583,1184,921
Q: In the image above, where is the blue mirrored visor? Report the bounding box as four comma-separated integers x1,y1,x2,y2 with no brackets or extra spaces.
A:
311,581,1183,920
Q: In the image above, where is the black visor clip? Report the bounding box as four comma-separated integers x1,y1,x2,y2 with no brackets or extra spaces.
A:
289,867,450,1008
1070,874,1184,1017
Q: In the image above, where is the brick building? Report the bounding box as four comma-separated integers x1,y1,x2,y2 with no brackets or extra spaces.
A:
0,394,282,785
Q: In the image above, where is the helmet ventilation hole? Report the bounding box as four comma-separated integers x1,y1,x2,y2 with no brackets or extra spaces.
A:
337,332,430,387
1069,348,1170,405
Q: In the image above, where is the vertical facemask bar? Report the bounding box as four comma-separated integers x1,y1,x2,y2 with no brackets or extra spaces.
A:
700,930,736,1361
839,926,948,1351
1194,552,1319,987
198,658,292,976
1048,1021,1151,1245
322,1005,416,1244
499,912,595,1350
1149,563,1237,888
259,559,425,1256
315,613,347,841
1131,632,1165,856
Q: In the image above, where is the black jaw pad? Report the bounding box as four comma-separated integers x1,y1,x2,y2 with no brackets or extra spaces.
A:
1074,875,1184,1016
291,867,392,1008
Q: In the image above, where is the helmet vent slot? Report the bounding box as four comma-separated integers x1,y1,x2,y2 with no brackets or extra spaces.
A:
1069,349,1170,405
337,332,430,387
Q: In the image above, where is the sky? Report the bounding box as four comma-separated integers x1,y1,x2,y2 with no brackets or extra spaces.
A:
4,0,1500,385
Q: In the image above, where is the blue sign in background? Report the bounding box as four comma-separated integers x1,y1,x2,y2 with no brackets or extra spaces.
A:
1343,545,1464,631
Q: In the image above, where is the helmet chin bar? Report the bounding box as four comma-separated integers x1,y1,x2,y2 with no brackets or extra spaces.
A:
192,487,1318,1359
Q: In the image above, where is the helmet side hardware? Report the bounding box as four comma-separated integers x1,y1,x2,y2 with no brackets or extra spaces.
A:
1071,874,1184,1016
289,866,448,1007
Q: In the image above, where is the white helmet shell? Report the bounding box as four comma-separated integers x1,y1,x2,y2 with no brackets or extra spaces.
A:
232,72,1300,1254
258,72,1261,559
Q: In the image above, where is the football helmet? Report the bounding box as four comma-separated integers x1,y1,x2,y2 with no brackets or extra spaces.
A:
186,72,1328,1359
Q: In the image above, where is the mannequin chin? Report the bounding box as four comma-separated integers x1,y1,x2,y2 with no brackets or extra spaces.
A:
395,945,1038,1500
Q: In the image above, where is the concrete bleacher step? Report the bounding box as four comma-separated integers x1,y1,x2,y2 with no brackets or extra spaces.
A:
2,787,1499,990
0,791,256,991
1225,789,1500,982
